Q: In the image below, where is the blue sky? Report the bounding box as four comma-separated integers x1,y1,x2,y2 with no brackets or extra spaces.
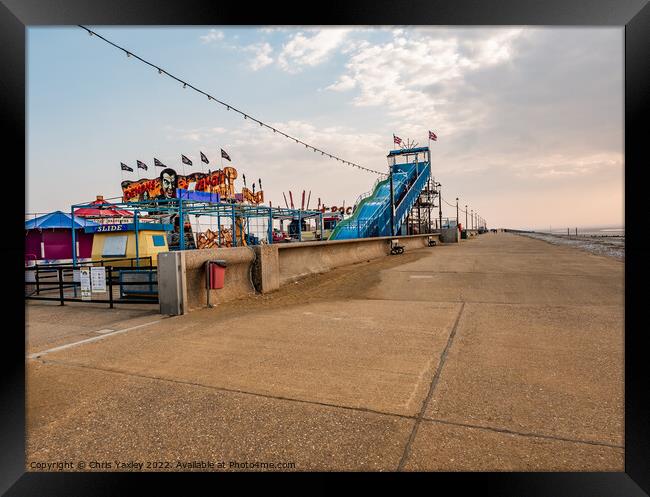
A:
27,26,623,229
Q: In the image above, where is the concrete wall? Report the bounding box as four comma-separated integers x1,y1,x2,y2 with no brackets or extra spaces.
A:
441,227,460,243
277,234,440,286
159,233,442,314
183,246,256,311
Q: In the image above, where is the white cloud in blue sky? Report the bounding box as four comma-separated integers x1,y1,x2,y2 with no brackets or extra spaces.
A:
27,26,623,229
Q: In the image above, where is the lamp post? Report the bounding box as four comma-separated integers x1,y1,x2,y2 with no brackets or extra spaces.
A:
438,182,442,232
456,197,459,228
471,209,474,230
387,153,395,236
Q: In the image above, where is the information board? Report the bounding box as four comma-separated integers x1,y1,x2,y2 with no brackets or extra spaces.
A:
79,268,91,301
91,267,106,293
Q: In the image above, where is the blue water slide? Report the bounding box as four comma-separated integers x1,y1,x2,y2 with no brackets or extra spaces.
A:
330,156,431,240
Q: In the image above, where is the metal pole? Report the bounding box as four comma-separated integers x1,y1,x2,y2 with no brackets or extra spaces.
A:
465,205,468,232
70,205,77,267
298,210,302,242
471,210,474,230
134,210,140,268
427,179,432,233
70,205,79,297
217,209,221,246
389,165,395,236
268,206,273,244
438,183,442,232
58,268,64,306
108,266,114,308
231,205,237,247
179,200,185,251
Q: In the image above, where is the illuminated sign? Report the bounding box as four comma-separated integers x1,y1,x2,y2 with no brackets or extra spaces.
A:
319,205,353,215
120,166,262,204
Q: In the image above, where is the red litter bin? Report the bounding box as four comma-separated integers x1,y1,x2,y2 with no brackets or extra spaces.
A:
207,260,227,289
206,260,227,308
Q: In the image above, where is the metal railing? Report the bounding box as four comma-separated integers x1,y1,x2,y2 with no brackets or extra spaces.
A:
25,258,158,308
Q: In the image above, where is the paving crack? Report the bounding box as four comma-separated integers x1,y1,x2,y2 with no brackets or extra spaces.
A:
397,301,466,471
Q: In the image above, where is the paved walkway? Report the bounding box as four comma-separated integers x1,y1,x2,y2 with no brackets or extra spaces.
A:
26,233,624,471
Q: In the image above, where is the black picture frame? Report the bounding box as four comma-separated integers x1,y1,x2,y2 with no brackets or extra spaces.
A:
2,0,648,495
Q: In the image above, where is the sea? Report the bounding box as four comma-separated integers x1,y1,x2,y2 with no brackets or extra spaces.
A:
520,225,624,260
536,226,624,237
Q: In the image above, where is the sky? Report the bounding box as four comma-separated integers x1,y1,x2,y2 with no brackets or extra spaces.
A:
27,26,624,230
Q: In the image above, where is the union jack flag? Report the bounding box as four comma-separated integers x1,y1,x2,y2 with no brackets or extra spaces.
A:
393,135,402,145
429,130,437,141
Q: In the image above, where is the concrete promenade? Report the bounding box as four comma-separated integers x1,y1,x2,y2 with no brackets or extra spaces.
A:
26,232,624,471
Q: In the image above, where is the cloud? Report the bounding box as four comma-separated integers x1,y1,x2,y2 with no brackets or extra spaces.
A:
325,28,525,137
278,28,352,72
244,42,273,71
200,29,224,44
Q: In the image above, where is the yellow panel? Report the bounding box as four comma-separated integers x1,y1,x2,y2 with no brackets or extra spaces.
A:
90,230,168,267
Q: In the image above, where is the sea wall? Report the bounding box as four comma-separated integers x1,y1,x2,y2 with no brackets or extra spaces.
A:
159,233,441,314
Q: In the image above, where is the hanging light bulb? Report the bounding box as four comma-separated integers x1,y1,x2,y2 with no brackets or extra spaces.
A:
158,68,162,74
183,83,186,89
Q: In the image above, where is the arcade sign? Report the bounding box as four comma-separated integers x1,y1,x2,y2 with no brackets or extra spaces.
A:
121,166,264,205
319,205,353,215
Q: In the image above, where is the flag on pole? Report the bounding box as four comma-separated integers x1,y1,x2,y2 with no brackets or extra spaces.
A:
393,134,402,145
429,130,437,141
242,174,247,187
181,154,192,165
136,160,148,170
200,151,209,164
121,162,133,172
154,158,165,168
221,149,231,161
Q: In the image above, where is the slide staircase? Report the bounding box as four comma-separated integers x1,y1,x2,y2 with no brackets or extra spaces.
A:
330,147,431,240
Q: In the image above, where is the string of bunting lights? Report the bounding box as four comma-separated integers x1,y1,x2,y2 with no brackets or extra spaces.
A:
78,25,387,177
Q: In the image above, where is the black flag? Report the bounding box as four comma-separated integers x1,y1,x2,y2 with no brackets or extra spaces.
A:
154,158,165,168
220,149,231,161
181,154,192,165
121,162,133,172
137,160,148,171
242,174,247,187
258,178,262,190
200,151,209,164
